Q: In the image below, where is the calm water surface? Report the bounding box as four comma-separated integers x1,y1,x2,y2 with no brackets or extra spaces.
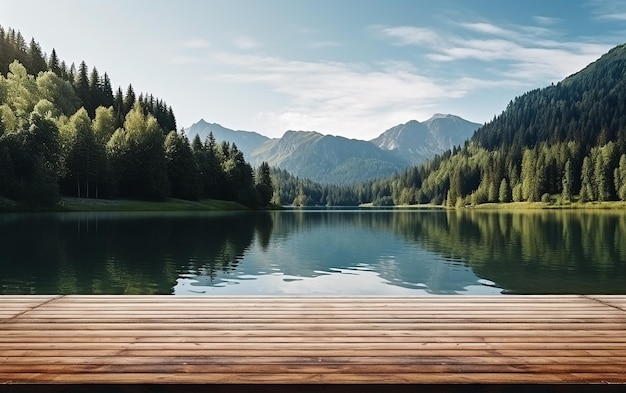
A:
1,209,625,295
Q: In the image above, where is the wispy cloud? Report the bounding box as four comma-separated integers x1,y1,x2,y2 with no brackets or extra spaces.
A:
533,16,560,26
379,26,441,46
183,38,210,49
309,41,342,48
209,53,455,137
233,35,260,49
378,20,612,84
588,0,626,20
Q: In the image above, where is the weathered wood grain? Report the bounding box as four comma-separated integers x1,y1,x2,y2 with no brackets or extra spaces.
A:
1,295,626,385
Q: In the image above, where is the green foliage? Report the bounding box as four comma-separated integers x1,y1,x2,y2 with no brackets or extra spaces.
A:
615,154,626,201
562,159,573,202
92,106,116,145
0,113,61,204
255,161,274,207
59,107,104,198
580,157,594,202
108,103,170,200
164,131,199,200
498,178,510,203
347,43,626,207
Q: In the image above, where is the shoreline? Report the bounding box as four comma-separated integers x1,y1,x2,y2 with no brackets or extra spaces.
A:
0,197,252,212
361,201,626,210
3,196,625,212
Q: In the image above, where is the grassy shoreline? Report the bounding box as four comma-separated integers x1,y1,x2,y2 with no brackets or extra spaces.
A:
3,197,625,212
362,201,626,210
0,197,252,212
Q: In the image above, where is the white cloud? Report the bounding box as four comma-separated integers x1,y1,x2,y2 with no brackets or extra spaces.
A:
210,53,452,138
460,22,511,36
378,20,613,84
233,36,260,49
533,16,560,26
379,26,441,46
183,38,210,49
309,41,342,48
589,0,626,20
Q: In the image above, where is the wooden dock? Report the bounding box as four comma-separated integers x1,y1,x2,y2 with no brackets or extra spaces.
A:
1,295,626,387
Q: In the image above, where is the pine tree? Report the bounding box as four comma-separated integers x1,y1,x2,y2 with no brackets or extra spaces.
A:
74,61,90,115
255,161,274,207
123,84,135,115
498,178,510,203
113,87,124,129
562,159,573,202
88,67,101,116
580,156,594,202
47,48,60,75
164,131,199,200
101,73,114,108
27,38,47,75
615,154,626,201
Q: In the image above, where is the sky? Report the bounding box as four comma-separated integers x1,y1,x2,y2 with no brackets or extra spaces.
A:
2,0,626,140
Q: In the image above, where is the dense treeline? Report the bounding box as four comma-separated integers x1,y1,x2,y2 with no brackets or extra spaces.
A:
0,26,272,207
271,168,365,206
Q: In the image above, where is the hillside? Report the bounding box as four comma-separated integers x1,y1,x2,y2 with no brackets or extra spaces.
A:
0,25,270,208
371,42,626,206
256,131,406,184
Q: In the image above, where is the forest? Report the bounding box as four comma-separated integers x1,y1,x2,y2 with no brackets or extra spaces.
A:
0,26,273,208
3,23,626,209
274,43,626,207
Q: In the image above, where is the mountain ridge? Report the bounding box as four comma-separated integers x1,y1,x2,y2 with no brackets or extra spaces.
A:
185,114,479,184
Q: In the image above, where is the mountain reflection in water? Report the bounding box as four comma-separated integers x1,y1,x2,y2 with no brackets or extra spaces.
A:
0,209,624,295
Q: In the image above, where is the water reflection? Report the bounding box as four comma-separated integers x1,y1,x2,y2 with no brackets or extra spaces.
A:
0,209,624,295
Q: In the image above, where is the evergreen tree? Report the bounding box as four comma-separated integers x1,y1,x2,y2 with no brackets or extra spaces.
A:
74,61,90,115
255,161,274,207
47,48,60,75
164,130,199,200
101,73,114,108
562,159,573,202
498,178,510,203
521,149,537,201
26,38,47,75
123,84,135,115
87,67,101,116
580,156,594,202
113,87,124,129
615,154,626,201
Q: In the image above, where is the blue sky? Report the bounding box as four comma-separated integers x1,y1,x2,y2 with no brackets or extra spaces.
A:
2,0,625,139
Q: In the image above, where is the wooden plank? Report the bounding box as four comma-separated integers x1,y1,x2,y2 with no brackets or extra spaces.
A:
5,355,626,366
1,295,626,385
1,372,626,384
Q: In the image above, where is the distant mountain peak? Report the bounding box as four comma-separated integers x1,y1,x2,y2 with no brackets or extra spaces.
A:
371,114,480,164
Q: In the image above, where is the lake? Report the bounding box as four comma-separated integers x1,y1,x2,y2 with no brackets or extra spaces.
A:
1,208,625,295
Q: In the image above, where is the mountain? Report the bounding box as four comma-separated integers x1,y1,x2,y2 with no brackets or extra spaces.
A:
185,119,269,160
252,131,406,184
186,114,478,184
372,42,626,206
371,114,481,164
